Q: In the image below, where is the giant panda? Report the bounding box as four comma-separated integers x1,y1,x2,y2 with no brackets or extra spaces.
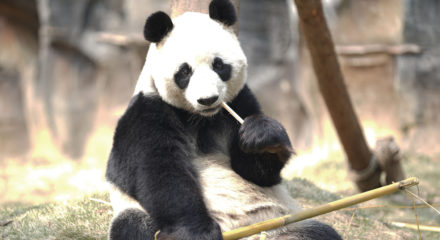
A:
105,0,342,239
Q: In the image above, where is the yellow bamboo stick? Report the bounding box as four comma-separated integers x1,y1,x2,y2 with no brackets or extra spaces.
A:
222,177,419,240
391,222,440,233
221,102,244,124
219,103,419,239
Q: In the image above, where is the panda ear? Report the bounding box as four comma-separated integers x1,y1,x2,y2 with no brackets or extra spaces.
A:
209,0,237,26
143,11,174,43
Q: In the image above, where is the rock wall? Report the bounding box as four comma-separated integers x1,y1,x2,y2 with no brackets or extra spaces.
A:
295,0,440,156
0,0,439,164
0,0,169,160
397,0,440,153
0,0,38,158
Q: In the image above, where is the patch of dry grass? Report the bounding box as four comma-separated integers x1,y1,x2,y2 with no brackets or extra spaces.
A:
286,152,440,239
0,152,438,240
0,193,112,240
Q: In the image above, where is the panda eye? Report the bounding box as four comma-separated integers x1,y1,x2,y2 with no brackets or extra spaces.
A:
212,57,232,82
212,57,224,71
174,63,192,89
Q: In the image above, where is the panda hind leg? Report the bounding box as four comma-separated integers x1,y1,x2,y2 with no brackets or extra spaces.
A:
109,208,158,240
277,220,342,240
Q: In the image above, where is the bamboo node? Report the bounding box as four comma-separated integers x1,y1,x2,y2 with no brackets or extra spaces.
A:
398,177,419,190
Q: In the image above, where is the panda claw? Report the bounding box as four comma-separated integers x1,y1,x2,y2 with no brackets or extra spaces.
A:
239,115,293,161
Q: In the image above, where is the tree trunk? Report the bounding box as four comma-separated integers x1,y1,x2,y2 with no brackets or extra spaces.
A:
293,0,382,191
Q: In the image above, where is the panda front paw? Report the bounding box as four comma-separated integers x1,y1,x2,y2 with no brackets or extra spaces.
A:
239,115,294,162
158,221,222,240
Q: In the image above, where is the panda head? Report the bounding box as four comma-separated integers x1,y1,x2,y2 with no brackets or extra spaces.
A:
136,0,247,117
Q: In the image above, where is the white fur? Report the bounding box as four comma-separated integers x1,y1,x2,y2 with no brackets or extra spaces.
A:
134,12,247,116
193,154,302,234
118,10,304,239
185,65,225,109
108,183,144,217
109,153,303,239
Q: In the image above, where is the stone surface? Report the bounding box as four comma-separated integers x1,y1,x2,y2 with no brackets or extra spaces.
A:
396,0,440,154
1,0,439,163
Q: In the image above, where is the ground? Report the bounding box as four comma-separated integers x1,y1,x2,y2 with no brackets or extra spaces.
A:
0,152,439,240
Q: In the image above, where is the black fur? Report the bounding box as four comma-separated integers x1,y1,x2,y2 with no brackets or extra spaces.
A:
109,209,157,240
106,86,342,239
239,115,293,162
227,86,292,186
106,93,222,240
197,96,219,106
144,11,174,43
209,0,237,26
174,63,193,89
155,221,222,240
106,85,294,239
212,57,232,81
283,220,342,240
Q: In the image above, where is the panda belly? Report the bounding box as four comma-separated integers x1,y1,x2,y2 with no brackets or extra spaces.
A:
108,153,302,239
193,153,302,234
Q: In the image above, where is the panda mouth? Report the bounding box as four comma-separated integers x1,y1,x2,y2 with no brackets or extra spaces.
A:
200,105,221,114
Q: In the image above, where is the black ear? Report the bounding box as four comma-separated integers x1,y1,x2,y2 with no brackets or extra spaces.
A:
209,0,237,26
143,11,174,43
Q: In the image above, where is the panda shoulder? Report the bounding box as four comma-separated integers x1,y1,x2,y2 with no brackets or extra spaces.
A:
120,93,172,118
127,92,167,111
114,93,175,133
229,85,261,118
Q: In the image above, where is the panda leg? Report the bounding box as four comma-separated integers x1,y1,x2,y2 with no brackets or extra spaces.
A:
109,208,158,240
277,220,342,240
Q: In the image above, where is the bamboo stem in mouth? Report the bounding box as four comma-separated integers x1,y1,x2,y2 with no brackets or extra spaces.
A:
221,102,244,124
222,177,419,240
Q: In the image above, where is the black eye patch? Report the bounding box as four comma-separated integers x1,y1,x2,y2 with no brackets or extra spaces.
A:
174,63,193,89
212,57,232,81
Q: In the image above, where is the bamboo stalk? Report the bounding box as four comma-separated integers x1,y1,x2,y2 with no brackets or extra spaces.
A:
221,102,244,124
222,177,419,240
220,103,419,238
391,222,440,233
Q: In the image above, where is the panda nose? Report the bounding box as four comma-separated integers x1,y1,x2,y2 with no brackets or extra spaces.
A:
197,96,219,106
